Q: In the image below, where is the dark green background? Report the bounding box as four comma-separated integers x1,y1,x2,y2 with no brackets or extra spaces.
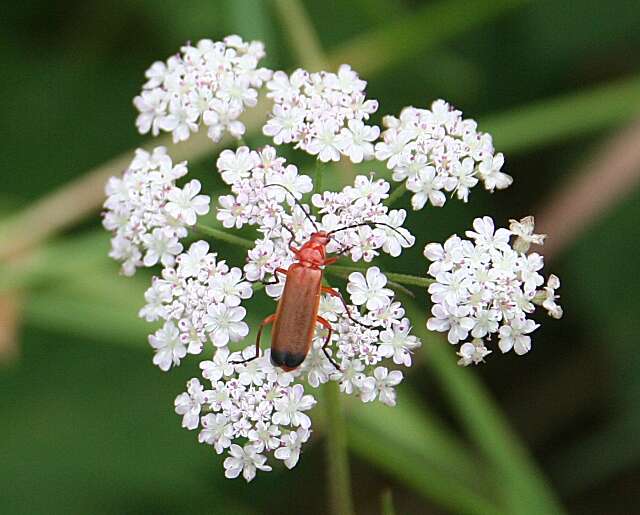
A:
2,1,640,513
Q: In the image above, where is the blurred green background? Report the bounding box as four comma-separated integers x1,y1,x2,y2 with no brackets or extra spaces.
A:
2,0,640,514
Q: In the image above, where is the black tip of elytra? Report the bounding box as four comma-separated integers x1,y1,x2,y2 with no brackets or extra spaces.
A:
271,349,306,370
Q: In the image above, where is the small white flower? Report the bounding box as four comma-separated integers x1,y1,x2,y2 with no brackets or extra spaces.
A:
347,267,393,311
217,147,258,185
479,153,512,192
272,384,316,429
335,119,379,163
165,179,210,225
274,428,310,469
407,166,446,209
138,279,172,322
248,421,281,453
223,443,272,482
210,267,252,306
205,304,249,347
141,228,183,267
465,216,511,251
457,339,492,366
199,413,234,454
200,347,235,382
499,318,539,355
378,318,421,366
174,378,210,430
177,240,211,277
509,216,546,253
361,367,402,406
149,321,186,371
307,120,342,162
445,157,478,202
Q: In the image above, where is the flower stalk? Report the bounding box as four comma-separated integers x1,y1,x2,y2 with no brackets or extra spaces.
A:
330,264,434,288
384,183,407,206
194,223,254,249
323,380,355,515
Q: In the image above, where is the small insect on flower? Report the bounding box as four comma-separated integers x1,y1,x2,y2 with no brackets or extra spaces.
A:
235,184,412,372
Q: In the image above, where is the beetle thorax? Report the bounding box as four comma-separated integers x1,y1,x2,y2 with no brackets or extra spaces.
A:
297,232,330,267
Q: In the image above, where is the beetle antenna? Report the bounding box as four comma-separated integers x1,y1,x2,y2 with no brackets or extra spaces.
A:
264,183,319,231
328,221,412,245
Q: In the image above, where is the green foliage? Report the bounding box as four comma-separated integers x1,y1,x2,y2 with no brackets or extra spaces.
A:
2,0,640,513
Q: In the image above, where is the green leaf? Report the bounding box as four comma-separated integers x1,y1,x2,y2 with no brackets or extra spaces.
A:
346,391,502,515
403,298,566,515
484,74,640,153
329,0,530,76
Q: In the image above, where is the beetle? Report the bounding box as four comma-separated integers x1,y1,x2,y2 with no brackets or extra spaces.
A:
235,184,409,372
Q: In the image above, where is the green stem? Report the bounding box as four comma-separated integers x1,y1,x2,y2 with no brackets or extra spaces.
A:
194,223,254,249
313,161,324,216
380,489,396,515
329,264,434,289
384,183,407,207
272,0,327,71
323,381,355,515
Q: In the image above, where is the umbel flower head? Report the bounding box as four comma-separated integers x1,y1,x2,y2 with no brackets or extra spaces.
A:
102,147,210,276
133,143,422,481
103,34,564,483
375,100,513,209
424,216,562,365
263,65,380,162
134,35,272,143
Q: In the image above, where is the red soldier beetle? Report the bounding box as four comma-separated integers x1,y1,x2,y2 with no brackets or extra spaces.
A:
235,184,410,372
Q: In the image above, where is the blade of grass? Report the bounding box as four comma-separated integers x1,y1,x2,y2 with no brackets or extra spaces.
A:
380,490,396,515
347,389,494,494
402,298,566,515
484,74,640,153
329,0,530,76
271,0,327,70
348,422,502,515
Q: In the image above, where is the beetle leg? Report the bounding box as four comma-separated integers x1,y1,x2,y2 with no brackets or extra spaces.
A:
232,314,276,364
262,267,289,286
321,286,375,329
316,315,340,371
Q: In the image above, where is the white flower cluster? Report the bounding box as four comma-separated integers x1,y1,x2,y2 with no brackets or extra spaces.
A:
141,240,252,370
375,99,513,210
216,145,415,278
142,144,422,480
215,145,419,387
174,363,314,482
169,264,421,481
263,65,380,162
424,216,562,365
102,147,210,276
134,36,272,143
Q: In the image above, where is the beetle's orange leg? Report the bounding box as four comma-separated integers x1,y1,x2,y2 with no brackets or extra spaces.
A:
262,267,289,286
232,314,276,364
316,315,340,371
321,286,375,329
